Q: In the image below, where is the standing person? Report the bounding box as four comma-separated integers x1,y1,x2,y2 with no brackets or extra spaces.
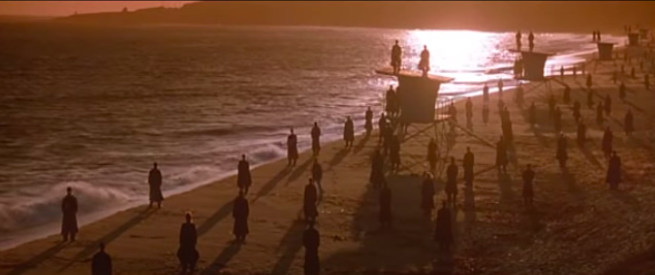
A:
418,45,431,76
177,213,199,273
303,220,320,275
556,133,568,168
522,164,535,206
606,151,622,190
445,157,458,203
287,128,298,166
619,82,626,102
421,172,436,217
496,136,508,173
434,201,453,252
365,107,373,135
563,85,571,104
304,178,319,222
497,78,504,98
232,191,250,242
528,31,535,51
61,187,79,242
389,135,401,172
311,122,321,156
91,242,112,275
385,86,397,118
463,147,474,186
515,30,522,50
148,162,164,209
390,40,402,75
237,155,252,194
379,180,393,229
624,110,634,136
343,116,355,148
427,138,438,171
586,74,593,91
378,113,387,144
312,159,323,191
465,97,473,122
482,83,490,104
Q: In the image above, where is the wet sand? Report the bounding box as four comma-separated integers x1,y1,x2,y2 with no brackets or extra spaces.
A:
1,48,655,275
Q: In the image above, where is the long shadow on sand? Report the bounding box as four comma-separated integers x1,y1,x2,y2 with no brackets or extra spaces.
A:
286,158,313,184
201,241,242,275
497,171,516,203
252,166,292,204
270,219,307,275
3,242,71,275
57,207,156,272
327,147,350,171
197,201,234,237
353,134,371,155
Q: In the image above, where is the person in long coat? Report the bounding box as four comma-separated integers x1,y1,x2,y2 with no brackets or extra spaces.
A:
386,86,397,117
237,155,252,194
311,122,321,156
379,180,392,229
465,97,473,122
602,127,613,159
177,213,199,273
233,192,250,242
303,220,320,275
418,45,430,75
378,113,387,144
606,151,622,190
287,128,298,166
434,201,453,252
365,107,373,135
463,147,474,185
304,178,319,222
389,136,401,171
148,162,164,209
61,187,78,242
522,164,535,206
421,172,436,217
427,138,438,171
624,110,634,136
496,136,508,173
370,150,384,189
556,133,568,168
91,242,112,275
312,159,323,191
343,116,355,148
445,157,458,203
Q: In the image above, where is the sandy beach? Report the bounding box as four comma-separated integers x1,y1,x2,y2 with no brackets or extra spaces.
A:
1,45,655,275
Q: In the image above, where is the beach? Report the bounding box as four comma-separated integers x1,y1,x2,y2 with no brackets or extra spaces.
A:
2,43,655,275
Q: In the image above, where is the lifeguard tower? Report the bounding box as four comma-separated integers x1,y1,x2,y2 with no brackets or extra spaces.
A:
509,49,557,92
592,42,618,71
628,32,640,47
375,67,454,173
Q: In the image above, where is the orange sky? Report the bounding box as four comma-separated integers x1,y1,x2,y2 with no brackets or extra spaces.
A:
0,1,195,16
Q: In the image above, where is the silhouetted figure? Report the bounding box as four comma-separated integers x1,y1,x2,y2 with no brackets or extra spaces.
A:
553,107,562,134
482,84,489,104
365,107,373,135
602,127,613,159
385,85,398,118
560,66,565,78
378,113,387,144
515,83,524,106
624,110,634,136
379,181,392,228
463,147,474,185
434,201,453,252
303,220,320,275
586,74,592,90
178,213,199,273
577,120,587,146
61,187,78,242
482,104,490,125
311,122,321,156
383,124,394,156
304,178,319,222
522,164,535,206
287,128,298,166
148,162,164,209
604,94,612,116
312,159,323,190
573,66,577,77
501,106,514,142
497,79,504,98
563,86,571,104
91,242,112,275
619,82,626,102
516,30,522,50
343,116,355,148
449,102,457,121
418,45,430,76
389,136,401,171
528,31,535,51
232,191,249,242
237,155,252,194
548,94,556,117
391,40,402,75
445,157,458,203
465,97,473,123
573,100,581,123
370,150,384,189
427,138,438,171
529,102,536,126
421,172,436,217
556,133,568,168
606,151,622,190
587,89,594,109
596,102,604,126
496,136,508,173
597,30,602,41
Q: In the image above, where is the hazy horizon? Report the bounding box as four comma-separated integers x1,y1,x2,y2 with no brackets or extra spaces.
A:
0,1,194,17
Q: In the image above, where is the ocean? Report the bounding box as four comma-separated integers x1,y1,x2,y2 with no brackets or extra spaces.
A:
0,23,624,249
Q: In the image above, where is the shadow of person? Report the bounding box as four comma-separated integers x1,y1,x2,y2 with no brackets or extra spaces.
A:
463,185,476,226
197,201,234,237
270,219,307,275
5,242,71,275
286,157,313,184
200,241,242,275
327,147,350,171
432,248,455,275
353,134,371,155
252,166,293,204
497,170,516,203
